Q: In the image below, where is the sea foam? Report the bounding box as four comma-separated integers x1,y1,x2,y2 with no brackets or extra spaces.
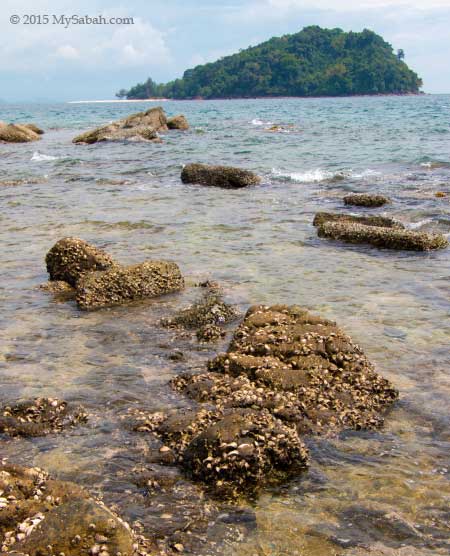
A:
31,152,59,162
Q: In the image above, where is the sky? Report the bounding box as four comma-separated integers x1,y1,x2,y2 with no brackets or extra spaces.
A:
2,0,450,102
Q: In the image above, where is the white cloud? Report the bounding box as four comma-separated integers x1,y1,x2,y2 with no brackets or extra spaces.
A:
55,44,80,60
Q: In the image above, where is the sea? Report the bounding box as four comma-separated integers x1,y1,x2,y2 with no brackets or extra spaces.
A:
1,95,450,555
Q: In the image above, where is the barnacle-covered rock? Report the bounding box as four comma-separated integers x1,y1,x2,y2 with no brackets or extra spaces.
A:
181,163,261,188
76,260,184,310
0,462,150,556
0,398,87,437
167,114,189,130
45,237,117,287
162,289,238,339
72,106,168,144
344,193,390,207
313,212,403,229
317,221,448,251
179,304,399,434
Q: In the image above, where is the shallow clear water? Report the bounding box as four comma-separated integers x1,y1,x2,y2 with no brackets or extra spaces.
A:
0,96,449,555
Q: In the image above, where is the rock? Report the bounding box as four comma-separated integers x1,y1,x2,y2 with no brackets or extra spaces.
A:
175,304,399,434
167,115,189,130
313,212,403,229
182,408,308,495
181,163,261,188
23,123,44,135
76,260,184,310
162,290,238,330
0,462,147,556
435,191,447,198
343,194,390,207
317,221,448,251
72,106,168,144
39,280,76,298
341,543,446,556
196,324,225,342
0,122,42,143
46,237,117,287
0,398,87,437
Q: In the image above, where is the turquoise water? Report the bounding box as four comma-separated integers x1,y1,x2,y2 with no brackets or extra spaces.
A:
1,96,449,555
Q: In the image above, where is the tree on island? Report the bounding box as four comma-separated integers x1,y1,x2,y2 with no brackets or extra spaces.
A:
118,26,422,100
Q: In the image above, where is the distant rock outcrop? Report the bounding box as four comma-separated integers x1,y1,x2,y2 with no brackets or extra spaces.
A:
0,122,43,143
72,107,189,144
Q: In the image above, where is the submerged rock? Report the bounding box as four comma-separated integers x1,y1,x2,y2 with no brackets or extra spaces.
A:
344,193,390,207
181,163,261,189
162,289,238,334
76,260,185,310
72,106,168,144
0,122,42,143
0,398,87,437
318,221,448,251
167,114,189,130
0,462,150,555
46,237,117,287
313,212,403,229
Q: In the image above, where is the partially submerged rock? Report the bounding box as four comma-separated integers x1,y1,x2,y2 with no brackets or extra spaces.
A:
162,289,238,337
344,193,390,208
46,237,116,287
72,106,168,144
318,221,448,251
132,304,397,496
176,305,398,434
131,407,308,496
313,212,403,229
0,122,43,143
181,163,261,189
167,114,189,130
0,398,87,437
76,260,185,310
0,462,149,555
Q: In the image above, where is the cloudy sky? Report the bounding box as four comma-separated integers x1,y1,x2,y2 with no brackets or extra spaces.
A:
2,0,450,101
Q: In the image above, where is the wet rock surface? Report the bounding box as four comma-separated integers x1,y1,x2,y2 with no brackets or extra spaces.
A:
72,107,169,144
162,288,238,342
0,398,87,437
344,194,390,207
313,212,404,229
45,237,116,287
167,115,189,130
317,220,448,251
0,122,43,143
76,261,185,310
181,163,261,188
131,304,397,498
0,462,151,556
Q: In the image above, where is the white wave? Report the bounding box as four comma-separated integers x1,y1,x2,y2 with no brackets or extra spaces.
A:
408,218,433,230
251,118,273,126
271,167,381,183
31,152,59,162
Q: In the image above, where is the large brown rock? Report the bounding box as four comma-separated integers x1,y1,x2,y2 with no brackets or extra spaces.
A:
167,114,189,130
0,122,42,143
45,237,117,287
318,221,448,251
181,163,261,188
76,260,185,310
72,106,168,144
0,463,148,556
175,304,399,434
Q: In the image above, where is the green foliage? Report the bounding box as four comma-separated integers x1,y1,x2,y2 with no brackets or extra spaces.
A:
120,26,422,99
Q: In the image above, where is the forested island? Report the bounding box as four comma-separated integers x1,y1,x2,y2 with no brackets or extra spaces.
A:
117,26,422,100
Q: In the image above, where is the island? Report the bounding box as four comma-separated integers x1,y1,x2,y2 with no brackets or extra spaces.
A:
118,26,422,100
